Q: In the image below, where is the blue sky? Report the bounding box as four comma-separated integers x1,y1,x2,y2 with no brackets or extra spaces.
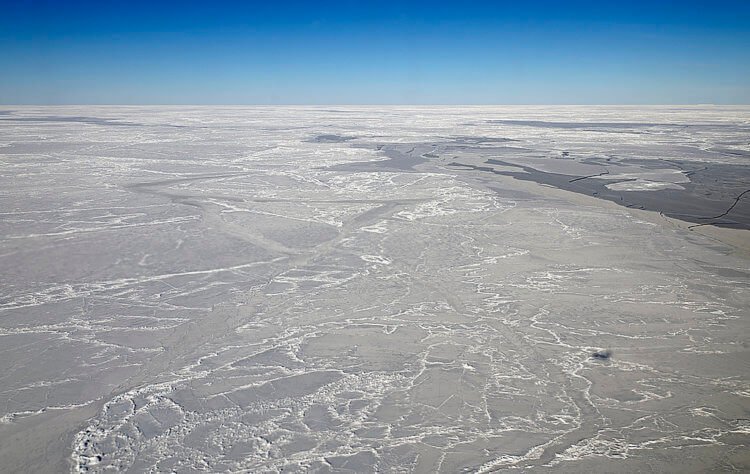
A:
1,1,749,104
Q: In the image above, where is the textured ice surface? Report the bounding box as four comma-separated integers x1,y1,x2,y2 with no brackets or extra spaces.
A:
0,106,748,472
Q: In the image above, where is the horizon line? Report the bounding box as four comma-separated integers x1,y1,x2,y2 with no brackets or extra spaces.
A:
2,103,748,107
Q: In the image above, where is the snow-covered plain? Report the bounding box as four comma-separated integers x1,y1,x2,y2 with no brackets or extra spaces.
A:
0,106,748,472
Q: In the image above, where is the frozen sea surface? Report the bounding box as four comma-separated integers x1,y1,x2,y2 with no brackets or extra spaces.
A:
0,106,749,472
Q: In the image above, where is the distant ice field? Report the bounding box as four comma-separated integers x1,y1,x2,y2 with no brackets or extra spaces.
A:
0,106,748,473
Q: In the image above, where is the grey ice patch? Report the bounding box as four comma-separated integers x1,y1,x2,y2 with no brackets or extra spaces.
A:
445,135,518,145
452,157,750,229
0,115,141,126
486,119,674,129
310,134,358,143
328,143,431,172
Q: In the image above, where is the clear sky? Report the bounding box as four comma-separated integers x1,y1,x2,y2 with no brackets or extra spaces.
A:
1,0,749,104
